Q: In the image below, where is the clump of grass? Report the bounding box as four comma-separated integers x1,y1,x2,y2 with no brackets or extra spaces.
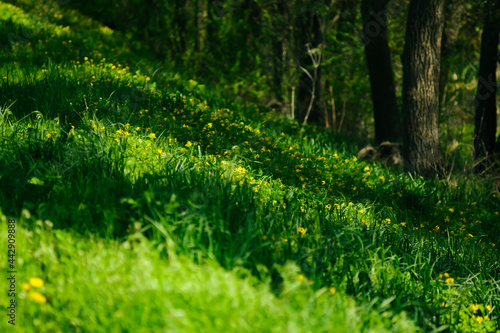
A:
0,1,499,332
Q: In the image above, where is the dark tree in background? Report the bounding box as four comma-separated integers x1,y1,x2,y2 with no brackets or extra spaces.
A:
361,0,400,143
267,0,292,108
295,4,324,125
402,0,446,177
438,0,465,108
473,1,500,171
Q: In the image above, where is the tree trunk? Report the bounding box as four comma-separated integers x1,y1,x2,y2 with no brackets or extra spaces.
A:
474,4,500,172
197,0,208,52
361,0,400,143
270,0,288,105
402,0,446,177
439,0,465,107
295,9,323,125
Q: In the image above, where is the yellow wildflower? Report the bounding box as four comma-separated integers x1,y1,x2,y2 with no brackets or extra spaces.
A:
29,277,44,288
28,291,47,304
470,304,480,313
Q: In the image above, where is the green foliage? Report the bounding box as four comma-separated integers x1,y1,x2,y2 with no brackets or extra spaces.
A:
0,1,499,332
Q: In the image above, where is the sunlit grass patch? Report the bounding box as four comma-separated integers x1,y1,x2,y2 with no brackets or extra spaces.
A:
1,1,500,332
0,211,420,333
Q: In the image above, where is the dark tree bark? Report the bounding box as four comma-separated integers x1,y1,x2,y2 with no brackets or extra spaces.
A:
402,0,446,177
197,0,208,53
361,0,400,143
295,8,323,125
474,4,500,171
270,0,288,106
439,0,465,107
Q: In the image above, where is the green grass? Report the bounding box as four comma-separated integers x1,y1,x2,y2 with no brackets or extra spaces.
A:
0,1,499,332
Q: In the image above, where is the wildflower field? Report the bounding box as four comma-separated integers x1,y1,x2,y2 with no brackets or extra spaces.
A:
0,1,499,332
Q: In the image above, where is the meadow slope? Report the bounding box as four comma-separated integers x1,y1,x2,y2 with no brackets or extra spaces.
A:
0,1,499,332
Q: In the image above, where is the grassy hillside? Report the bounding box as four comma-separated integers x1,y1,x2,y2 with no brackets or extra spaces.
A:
0,1,499,332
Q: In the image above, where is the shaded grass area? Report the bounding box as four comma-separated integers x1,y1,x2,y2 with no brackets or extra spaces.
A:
0,1,500,332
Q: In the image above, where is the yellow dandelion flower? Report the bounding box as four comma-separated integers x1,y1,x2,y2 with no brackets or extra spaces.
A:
329,287,336,295
445,277,454,284
364,166,370,172
476,316,483,323
297,274,306,281
149,133,156,139
470,303,480,313
29,277,44,288
486,305,491,311
157,149,163,154
22,283,31,291
444,216,450,222
28,291,47,304
185,141,193,147
379,176,385,180
298,227,306,235
449,208,454,213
